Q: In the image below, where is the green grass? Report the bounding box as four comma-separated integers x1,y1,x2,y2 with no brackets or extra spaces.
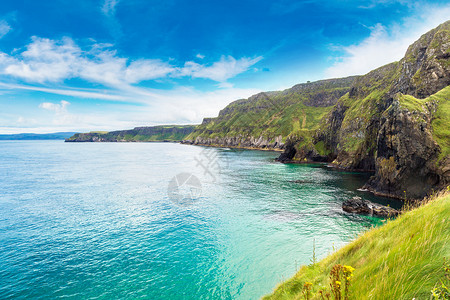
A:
264,192,450,299
314,141,330,156
88,131,109,134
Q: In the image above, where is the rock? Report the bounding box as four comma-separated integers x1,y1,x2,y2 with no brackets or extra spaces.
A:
363,97,441,199
342,197,372,214
191,134,285,150
371,204,400,218
342,196,400,217
276,138,297,162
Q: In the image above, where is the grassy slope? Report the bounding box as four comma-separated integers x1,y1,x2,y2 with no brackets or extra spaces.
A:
264,192,450,299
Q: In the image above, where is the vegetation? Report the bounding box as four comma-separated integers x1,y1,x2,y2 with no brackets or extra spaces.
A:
431,258,450,299
264,192,450,299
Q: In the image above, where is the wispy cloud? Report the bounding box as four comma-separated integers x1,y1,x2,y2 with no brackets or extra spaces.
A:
0,20,11,39
358,0,418,9
102,0,120,16
177,55,263,82
0,82,128,101
39,100,69,113
0,37,262,87
325,3,450,78
38,100,78,126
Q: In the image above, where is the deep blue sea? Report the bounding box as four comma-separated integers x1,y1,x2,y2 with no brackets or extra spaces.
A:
0,141,401,299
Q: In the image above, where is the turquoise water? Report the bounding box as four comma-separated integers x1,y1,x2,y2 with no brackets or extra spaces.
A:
0,141,400,299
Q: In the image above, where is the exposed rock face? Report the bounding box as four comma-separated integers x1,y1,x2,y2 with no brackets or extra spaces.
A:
393,24,450,98
184,135,284,150
342,196,400,217
364,98,442,199
276,138,298,162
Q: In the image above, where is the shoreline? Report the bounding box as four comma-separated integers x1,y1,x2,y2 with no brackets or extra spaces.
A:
182,142,284,152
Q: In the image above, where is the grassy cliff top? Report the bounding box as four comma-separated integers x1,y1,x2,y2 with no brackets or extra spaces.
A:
264,191,450,299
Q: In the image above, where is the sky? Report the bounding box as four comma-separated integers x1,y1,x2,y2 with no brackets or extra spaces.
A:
0,0,449,133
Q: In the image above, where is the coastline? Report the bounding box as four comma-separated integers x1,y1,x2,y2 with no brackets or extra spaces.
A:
181,141,284,152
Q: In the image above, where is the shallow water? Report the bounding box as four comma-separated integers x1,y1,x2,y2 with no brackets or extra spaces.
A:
0,141,401,299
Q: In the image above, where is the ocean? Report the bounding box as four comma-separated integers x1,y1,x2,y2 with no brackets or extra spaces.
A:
0,141,400,299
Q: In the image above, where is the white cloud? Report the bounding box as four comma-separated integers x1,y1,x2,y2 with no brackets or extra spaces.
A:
39,100,70,113
325,4,450,78
125,59,175,83
102,0,120,16
0,82,127,101
3,37,80,83
0,37,261,87
196,53,205,59
177,55,263,82
0,20,11,39
38,100,77,126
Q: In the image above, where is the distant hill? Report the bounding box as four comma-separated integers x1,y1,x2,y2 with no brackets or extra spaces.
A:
65,125,196,142
0,132,78,140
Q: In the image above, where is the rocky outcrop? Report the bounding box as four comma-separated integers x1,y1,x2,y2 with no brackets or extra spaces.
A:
184,134,284,150
342,196,400,217
276,138,298,162
363,97,442,199
392,23,450,98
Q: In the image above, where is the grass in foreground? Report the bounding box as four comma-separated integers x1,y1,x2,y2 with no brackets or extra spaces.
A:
263,192,450,299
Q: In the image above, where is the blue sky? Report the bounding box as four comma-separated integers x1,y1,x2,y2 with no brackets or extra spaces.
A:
0,0,449,133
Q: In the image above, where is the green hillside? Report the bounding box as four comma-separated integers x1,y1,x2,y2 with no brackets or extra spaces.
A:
264,192,450,299
185,77,357,149
66,125,196,142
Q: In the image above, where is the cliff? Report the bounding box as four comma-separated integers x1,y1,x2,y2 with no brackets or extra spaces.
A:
183,76,358,150
65,125,196,142
279,21,450,199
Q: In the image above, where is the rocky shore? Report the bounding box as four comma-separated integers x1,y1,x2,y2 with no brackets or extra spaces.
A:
342,196,400,217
